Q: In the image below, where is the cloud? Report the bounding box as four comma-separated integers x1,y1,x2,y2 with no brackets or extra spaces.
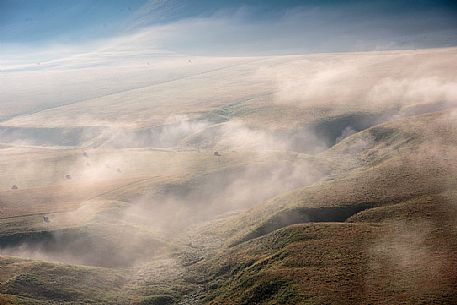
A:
105,4,457,56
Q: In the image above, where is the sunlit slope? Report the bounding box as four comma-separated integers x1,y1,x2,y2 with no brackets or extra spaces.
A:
0,257,128,305
0,147,231,217
2,113,456,304
198,212,457,305
0,56,254,120
1,47,457,304
1,110,456,304
199,111,457,245
1,47,455,148
181,110,457,304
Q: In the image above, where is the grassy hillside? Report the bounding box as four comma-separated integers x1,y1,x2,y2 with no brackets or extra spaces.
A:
177,111,457,304
1,48,457,304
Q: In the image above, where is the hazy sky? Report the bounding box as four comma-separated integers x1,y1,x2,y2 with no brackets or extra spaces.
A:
1,0,457,59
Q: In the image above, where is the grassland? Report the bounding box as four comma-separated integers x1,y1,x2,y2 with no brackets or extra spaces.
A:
1,48,457,304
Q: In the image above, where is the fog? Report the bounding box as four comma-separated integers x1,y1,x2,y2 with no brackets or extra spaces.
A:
1,3,457,305
1,11,457,301
0,106,330,266
2,46,457,268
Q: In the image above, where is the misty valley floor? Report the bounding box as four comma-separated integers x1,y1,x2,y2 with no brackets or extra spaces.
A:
1,49,457,304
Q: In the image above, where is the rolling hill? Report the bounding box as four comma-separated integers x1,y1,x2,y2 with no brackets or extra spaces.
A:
1,47,457,304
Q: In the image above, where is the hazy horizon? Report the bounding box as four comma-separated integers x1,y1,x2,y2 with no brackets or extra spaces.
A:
1,2,457,305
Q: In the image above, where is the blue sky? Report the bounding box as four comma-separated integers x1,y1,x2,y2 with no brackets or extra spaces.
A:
1,0,457,56
0,0,146,43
